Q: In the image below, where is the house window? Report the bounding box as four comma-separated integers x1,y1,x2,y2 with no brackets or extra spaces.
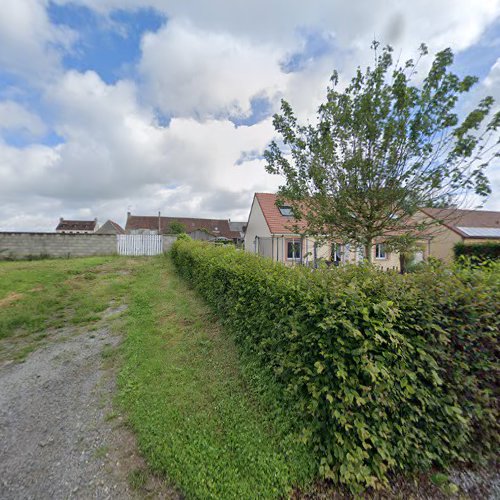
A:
375,243,387,259
279,206,293,216
331,243,342,263
287,240,301,260
357,245,364,262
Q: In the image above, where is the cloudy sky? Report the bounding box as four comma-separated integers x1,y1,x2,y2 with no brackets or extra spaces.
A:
1,0,499,231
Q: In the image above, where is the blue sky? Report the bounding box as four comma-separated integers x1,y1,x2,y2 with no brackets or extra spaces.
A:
48,4,165,84
0,0,499,231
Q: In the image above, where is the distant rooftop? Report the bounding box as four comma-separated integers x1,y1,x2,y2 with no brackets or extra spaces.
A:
56,218,97,232
125,214,240,239
421,207,500,238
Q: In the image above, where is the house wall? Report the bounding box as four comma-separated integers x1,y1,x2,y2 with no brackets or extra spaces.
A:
410,211,463,263
244,197,271,253
370,244,401,271
255,234,402,270
0,232,117,260
426,226,462,262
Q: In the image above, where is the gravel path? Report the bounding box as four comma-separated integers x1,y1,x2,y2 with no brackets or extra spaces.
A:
0,323,177,500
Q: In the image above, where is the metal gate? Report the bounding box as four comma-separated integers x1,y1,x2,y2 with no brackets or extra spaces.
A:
117,234,163,256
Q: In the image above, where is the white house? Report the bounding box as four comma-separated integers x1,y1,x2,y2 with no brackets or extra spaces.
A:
244,193,400,269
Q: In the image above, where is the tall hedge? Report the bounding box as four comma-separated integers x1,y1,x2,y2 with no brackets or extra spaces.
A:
454,241,500,261
171,240,499,493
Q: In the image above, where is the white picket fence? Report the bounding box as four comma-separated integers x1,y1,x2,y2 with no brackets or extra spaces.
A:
117,234,164,256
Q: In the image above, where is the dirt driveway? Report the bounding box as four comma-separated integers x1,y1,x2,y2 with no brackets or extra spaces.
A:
0,317,176,500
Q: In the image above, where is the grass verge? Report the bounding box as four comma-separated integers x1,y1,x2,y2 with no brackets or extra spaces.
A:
0,256,135,361
118,255,314,499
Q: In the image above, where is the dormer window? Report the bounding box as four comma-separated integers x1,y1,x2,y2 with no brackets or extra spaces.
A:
279,206,293,216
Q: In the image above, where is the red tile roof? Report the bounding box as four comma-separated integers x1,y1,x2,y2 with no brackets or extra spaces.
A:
56,219,97,231
255,193,307,234
125,215,240,239
421,207,500,238
256,195,500,240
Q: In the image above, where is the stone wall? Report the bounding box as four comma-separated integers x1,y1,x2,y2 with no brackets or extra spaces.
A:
0,232,117,260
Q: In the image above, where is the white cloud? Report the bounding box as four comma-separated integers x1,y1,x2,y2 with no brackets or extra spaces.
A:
1,0,500,230
53,0,500,50
481,57,500,211
0,101,47,138
0,0,76,80
139,20,288,119
0,70,281,230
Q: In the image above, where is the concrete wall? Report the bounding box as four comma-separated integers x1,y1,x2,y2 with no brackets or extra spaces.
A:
0,232,117,260
163,235,177,252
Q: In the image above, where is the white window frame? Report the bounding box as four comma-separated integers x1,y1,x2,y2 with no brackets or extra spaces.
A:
332,243,343,263
375,243,387,260
286,239,301,261
279,206,293,216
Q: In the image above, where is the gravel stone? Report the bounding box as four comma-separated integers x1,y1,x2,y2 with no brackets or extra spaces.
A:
0,325,178,500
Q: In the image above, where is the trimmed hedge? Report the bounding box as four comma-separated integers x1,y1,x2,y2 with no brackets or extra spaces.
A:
454,241,500,261
171,240,499,493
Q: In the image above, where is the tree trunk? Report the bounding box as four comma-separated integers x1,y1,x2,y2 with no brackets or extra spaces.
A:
364,240,372,263
399,253,406,274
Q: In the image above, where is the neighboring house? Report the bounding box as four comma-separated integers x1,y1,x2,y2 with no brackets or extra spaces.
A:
95,220,125,235
244,193,400,269
56,218,97,234
244,193,500,268
419,207,500,262
125,212,240,242
229,220,247,245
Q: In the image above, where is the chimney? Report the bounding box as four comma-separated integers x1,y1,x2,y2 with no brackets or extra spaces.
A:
127,211,131,218
59,217,63,222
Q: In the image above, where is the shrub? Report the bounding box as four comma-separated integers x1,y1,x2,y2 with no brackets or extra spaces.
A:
167,221,186,234
176,232,191,241
171,240,500,493
454,241,500,261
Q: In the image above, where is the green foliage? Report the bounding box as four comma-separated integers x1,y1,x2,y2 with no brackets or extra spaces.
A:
168,221,186,234
176,232,191,241
454,241,500,261
171,239,500,493
265,42,500,260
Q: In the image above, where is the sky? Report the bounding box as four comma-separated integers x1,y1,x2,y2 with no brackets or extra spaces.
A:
0,0,499,231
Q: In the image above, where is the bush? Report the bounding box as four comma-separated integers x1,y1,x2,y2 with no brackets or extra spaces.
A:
171,240,500,493
175,232,191,241
454,241,500,261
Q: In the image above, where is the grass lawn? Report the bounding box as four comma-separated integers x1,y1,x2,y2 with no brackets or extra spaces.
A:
119,255,314,499
0,255,315,498
0,256,138,361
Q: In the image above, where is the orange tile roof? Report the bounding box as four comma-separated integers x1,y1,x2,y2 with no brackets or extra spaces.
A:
255,193,307,234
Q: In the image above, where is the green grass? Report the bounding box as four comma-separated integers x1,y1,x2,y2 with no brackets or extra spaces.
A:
1,255,315,497
0,256,137,360
118,255,314,499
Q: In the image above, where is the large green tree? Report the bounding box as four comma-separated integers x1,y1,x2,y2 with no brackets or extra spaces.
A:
265,43,500,262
